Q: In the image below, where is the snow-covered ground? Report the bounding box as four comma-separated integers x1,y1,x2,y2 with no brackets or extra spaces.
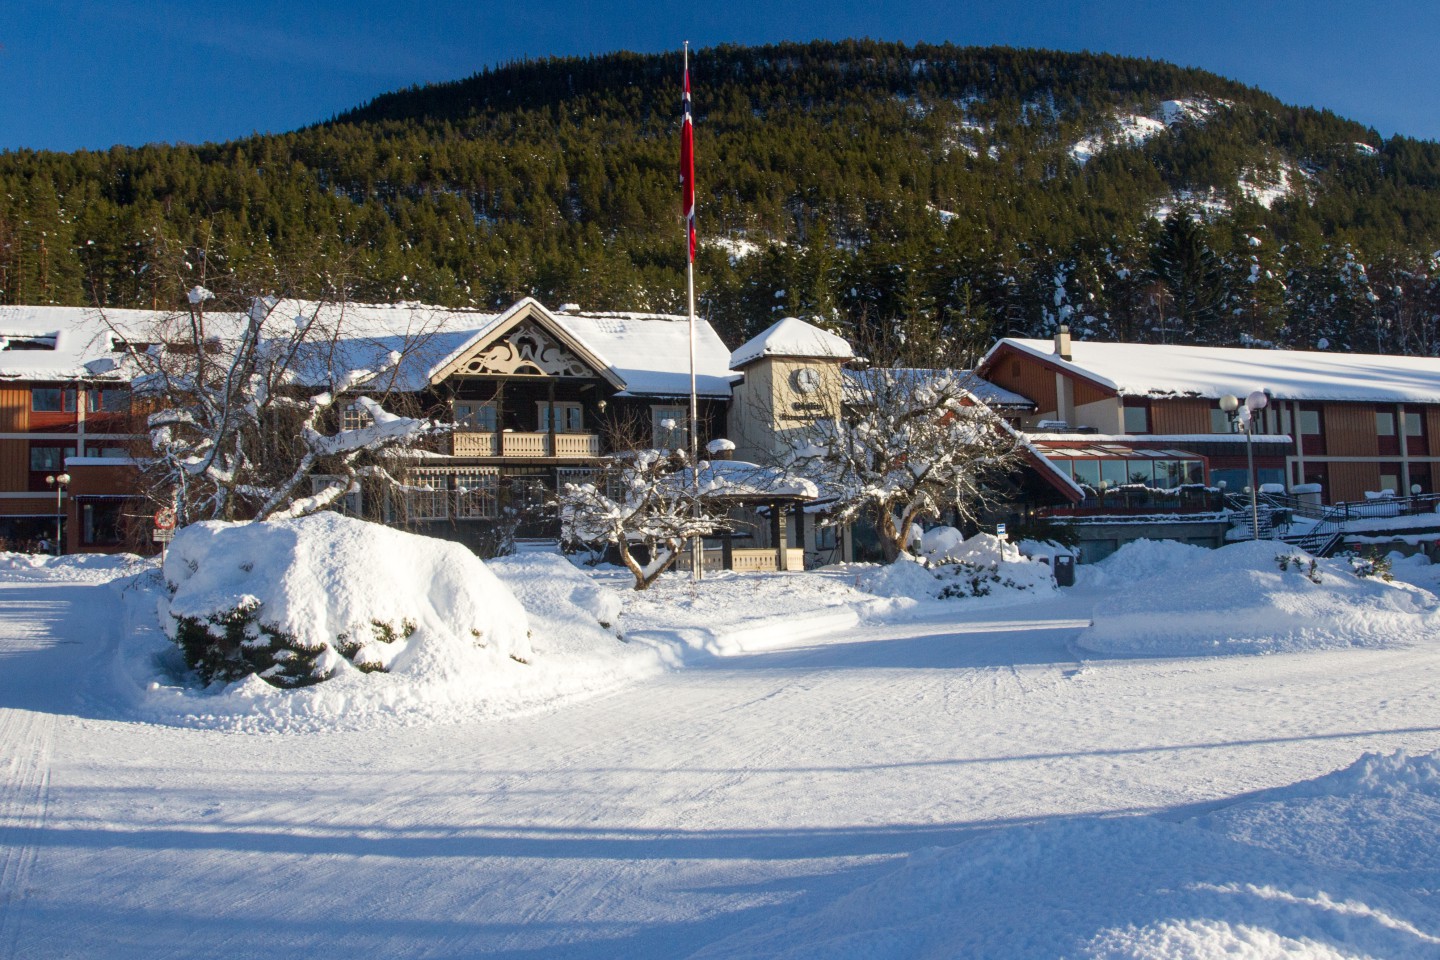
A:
3,535,1440,958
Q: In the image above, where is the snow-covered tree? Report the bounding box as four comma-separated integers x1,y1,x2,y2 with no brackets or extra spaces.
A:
786,369,1025,561
559,450,724,590
112,290,446,525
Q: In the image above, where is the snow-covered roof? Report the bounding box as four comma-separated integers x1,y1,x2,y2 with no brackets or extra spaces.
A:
989,338,1440,404
551,309,736,398
266,298,738,398
729,317,854,369
0,305,180,381
844,368,1034,409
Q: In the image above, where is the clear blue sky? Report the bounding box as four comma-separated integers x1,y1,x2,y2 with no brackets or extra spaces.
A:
4,0,1439,152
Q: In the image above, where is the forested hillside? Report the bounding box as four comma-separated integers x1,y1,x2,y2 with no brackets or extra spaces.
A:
5,39,1440,361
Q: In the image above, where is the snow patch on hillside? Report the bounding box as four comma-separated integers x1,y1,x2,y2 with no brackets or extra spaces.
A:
1070,97,1222,165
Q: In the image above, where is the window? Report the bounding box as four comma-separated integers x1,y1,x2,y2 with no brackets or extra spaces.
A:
1298,409,1321,435
32,387,76,412
455,401,497,431
1210,407,1233,434
1378,472,1401,496
1405,412,1424,437
1071,459,1101,489
86,387,129,413
1376,410,1397,436
340,401,372,433
651,405,689,450
453,470,500,519
402,470,453,521
29,445,75,471
81,502,125,546
92,447,131,459
537,402,584,433
309,475,363,517
1122,403,1149,434
1100,460,1129,488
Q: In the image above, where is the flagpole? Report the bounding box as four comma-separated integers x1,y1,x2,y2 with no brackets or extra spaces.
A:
684,41,703,581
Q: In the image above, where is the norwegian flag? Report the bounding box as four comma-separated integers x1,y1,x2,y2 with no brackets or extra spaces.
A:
680,61,696,262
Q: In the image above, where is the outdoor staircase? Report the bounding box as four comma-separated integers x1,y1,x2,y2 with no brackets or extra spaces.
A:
1227,492,1440,558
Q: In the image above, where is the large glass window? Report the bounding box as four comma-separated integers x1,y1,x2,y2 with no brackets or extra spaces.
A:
1071,459,1101,490
455,401,497,431
1123,403,1150,434
537,402,584,433
86,387,129,413
1124,461,1155,486
1100,460,1130,488
29,445,75,471
32,387,76,412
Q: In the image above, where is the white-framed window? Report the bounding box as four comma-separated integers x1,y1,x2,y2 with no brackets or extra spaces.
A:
310,475,363,516
453,468,500,518
402,468,500,520
402,469,453,521
455,401,498,431
537,402,584,433
651,404,688,451
340,400,372,432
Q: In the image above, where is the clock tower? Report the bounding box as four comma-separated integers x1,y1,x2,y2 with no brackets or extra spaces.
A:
726,317,854,465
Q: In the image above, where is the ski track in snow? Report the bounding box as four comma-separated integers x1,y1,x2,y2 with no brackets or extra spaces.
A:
0,582,112,960
2,571,1440,957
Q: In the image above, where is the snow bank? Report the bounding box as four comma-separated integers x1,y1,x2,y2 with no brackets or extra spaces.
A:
691,750,1440,960
0,551,144,583
1077,537,1209,589
119,514,542,730
1079,540,1440,657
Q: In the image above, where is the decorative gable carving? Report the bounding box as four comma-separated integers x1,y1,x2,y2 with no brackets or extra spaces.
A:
461,320,594,378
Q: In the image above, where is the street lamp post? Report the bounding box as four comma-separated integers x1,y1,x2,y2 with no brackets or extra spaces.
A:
1220,391,1269,540
45,471,70,556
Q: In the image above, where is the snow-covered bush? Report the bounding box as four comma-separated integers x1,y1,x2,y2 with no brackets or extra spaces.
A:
163,512,530,688
861,531,1054,600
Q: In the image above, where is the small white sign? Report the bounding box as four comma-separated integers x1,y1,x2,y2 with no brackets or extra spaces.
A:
151,528,176,543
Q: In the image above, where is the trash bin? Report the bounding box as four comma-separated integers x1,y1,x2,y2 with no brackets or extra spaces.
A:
1053,554,1075,587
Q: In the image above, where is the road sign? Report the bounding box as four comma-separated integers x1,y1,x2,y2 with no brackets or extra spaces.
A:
996,522,1008,539
154,507,177,530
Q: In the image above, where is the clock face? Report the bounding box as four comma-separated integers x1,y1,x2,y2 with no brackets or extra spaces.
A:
793,367,821,394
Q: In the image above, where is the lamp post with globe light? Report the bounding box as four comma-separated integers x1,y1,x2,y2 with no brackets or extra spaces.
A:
45,471,70,556
1219,391,1269,540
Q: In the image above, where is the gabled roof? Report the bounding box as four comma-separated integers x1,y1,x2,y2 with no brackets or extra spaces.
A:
271,297,739,398
729,317,854,369
984,337,1440,405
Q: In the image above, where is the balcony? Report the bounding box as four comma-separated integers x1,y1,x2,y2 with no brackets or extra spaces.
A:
451,431,601,458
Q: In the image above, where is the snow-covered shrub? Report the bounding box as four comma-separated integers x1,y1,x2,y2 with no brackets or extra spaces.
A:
1344,548,1395,582
163,512,530,688
861,533,1054,600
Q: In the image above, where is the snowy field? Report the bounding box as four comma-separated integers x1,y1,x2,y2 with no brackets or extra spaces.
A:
3,531,1440,958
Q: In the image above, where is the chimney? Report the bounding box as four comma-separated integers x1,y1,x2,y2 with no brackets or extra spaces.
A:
1054,325,1072,361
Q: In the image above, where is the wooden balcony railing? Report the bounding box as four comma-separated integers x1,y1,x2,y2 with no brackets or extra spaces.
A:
451,431,601,458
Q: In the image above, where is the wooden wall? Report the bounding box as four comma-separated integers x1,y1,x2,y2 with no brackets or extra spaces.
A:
1328,461,1382,503
0,385,28,432
986,353,1056,413
1151,399,1210,435
1323,403,1379,457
